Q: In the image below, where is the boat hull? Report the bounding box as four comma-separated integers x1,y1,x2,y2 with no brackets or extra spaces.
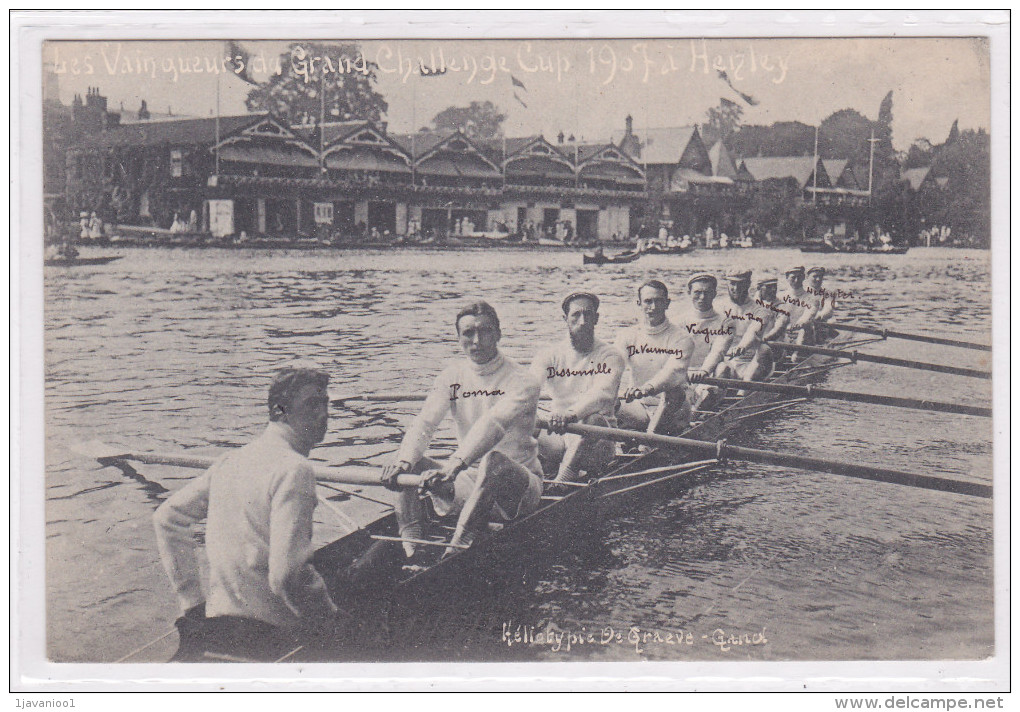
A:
44,256,122,266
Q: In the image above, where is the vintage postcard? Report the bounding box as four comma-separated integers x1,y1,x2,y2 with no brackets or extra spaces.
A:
12,10,1008,694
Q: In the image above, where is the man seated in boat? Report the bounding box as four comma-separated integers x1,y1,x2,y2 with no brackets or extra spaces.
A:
775,266,818,344
531,292,625,483
804,266,836,343
614,280,694,435
379,301,544,558
681,273,734,411
153,363,339,662
716,269,772,382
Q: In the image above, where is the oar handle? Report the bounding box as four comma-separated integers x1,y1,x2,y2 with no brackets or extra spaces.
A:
99,451,421,488
828,322,991,352
766,341,992,380
538,419,991,499
701,376,992,418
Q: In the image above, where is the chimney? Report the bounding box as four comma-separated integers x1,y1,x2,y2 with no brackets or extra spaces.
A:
625,114,633,137
557,131,564,144
138,100,150,121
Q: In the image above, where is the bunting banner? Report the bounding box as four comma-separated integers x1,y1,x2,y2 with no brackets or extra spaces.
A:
717,70,759,106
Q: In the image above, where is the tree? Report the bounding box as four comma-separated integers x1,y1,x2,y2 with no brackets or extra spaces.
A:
430,101,506,138
702,98,743,147
729,121,816,158
245,42,388,126
818,109,873,165
945,119,960,146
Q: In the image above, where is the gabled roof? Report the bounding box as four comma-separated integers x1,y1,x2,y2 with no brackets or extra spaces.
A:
410,131,502,174
742,156,828,189
822,159,847,184
215,115,318,156
610,126,699,165
709,141,737,178
77,114,261,149
389,131,453,160
901,166,932,191
320,121,412,166
576,144,644,178
474,135,544,164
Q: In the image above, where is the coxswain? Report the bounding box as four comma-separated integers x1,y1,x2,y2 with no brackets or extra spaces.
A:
153,363,339,662
682,273,734,410
378,301,544,558
803,265,836,344
776,266,818,344
717,269,770,382
614,280,694,435
531,292,625,483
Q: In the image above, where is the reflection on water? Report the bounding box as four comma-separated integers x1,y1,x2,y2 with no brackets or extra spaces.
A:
44,246,993,662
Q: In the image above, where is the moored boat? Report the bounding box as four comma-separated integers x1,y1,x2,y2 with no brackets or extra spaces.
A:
44,255,123,267
582,250,640,265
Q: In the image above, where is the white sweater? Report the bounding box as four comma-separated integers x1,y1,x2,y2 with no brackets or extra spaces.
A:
396,352,542,474
614,319,692,402
153,423,337,628
679,307,735,372
530,337,625,421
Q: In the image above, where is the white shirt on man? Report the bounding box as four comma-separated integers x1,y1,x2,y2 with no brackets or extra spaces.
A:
396,352,542,474
614,319,692,406
529,338,625,422
153,422,337,629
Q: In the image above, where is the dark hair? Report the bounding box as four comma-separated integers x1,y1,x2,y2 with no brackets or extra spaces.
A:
268,365,330,421
637,279,669,301
455,300,501,335
561,292,600,315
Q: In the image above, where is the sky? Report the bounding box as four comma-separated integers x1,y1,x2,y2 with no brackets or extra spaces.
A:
44,37,990,151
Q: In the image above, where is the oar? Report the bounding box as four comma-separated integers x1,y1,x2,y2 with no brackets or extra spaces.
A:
766,341,992,380
75,440,422,488
701,376,992,418
539,419,992,499
826,322,991,352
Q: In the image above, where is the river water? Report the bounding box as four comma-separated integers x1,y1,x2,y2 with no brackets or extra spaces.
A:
43,246,995,663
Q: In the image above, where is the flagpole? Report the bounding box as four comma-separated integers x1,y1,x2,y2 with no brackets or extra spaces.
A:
215,70,221,176
812,124,818,204
319,68,325,175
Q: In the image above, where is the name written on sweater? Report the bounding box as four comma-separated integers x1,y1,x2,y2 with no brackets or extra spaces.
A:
546,362,612,378
449,383,506,401
782,294,812,309
685,324,734,343
723,309,764,325
626,343,684,359
755,299,790,316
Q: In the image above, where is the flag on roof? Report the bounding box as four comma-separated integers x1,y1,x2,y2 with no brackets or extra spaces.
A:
511,74,527,90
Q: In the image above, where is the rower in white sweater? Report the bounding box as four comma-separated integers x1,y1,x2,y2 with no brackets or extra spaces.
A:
614,279,694,435
380,301,544,556
530,292,625,483
682,273,735,410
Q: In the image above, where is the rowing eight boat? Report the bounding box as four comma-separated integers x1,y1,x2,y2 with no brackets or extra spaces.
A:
309,331,863,618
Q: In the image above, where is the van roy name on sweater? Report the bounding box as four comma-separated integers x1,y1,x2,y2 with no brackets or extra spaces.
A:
723,309,764,325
